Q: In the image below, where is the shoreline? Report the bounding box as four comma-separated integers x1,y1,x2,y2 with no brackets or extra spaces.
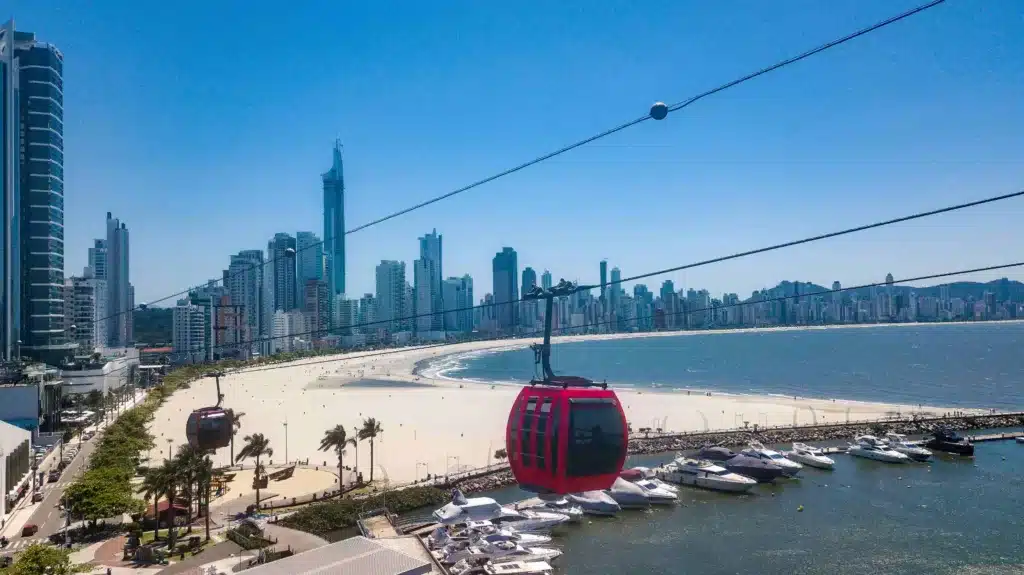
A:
148,321,1010,485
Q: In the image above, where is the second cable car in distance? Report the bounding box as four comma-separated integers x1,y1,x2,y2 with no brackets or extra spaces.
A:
505,281,628,495
185,371,235,452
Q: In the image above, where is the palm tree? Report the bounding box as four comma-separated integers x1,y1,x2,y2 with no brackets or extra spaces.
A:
319,425,355,487
158,459,181,548
357,418,383,482
235,433,273,507
228,410,245,465
137,466,166,541
173,445,204,532
196,456,214,541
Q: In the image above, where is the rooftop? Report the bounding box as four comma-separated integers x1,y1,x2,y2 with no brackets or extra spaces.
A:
243,536,432,575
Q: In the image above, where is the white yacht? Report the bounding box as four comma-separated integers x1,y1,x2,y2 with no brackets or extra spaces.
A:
742,441,803,477
565,490,620,516
847,435,911,463
1016,436,1024,444
518,497,584,523
655,458,757,493
633,478,678,505
433,490,568,531
606,476,650,509
439,539,562,566
784,443,836,470
450,558,554,575
883,433,932,462
427,524,552,551
625,467,680,494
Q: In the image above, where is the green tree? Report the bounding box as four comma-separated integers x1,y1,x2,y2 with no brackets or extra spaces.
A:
235,433,273,506
137,466,166,541
493,448,507,461
357,418,383,482
64,467,144,523
173,445,204,532
8,543,85,575
158,458,183,549
318,425,355,488
228,409,245,464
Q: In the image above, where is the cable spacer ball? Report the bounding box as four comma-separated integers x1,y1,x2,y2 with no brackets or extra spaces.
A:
650,102,669,120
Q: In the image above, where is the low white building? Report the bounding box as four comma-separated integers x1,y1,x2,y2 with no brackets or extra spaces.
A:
271,310,312,354
0,363,65,434
61,347,139,397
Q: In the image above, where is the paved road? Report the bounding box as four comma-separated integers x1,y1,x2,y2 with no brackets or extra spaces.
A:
19,436,101,546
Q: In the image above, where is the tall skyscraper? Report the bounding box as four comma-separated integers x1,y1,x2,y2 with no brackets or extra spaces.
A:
442,275,474,332
599,260,608,301
521,267,537,295
375,260,406,334
106,213,132,347
226,250,264,352
323,141,346,298
296,231,323,284
609,266,622,318
541,270,552,291
414,229,443,333
492,248,518,331
2,22,71,360
266,233,297,313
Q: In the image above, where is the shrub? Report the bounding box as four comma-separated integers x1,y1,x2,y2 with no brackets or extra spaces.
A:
279,486,449,537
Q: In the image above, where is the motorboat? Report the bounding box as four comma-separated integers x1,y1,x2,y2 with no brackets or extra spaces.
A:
565,490,620,516
882,433,932,462
439,539,562,566
847,435,910,463
606,476,650,509
450,558,554,575
1016,436,1024,444
924,427,975,456
698,446,785,483
784,443,835,470
427,524,552,551
518,497,584,523
632,478,678,505
622,467,679,494
655,458,757,493
741,441,803,477
433,490,568,532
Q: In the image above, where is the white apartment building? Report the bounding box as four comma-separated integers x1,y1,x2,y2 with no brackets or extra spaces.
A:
271,310,311,354
173,300,206,364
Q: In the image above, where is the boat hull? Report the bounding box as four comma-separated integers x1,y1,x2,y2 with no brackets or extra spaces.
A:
925,440,975,456
849,448,908,464
786,453,834,470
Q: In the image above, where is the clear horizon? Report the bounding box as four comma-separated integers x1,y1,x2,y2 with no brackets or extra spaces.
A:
9,0,1023,303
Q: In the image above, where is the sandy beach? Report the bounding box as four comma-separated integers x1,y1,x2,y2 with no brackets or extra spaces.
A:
149,324,987,486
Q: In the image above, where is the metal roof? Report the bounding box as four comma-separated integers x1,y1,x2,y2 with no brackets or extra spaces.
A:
244,536,432,575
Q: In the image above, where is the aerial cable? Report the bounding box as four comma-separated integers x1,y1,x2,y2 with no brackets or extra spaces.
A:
80,0,946,329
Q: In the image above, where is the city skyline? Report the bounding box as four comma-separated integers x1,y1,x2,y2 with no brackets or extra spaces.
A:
3,1,1018,306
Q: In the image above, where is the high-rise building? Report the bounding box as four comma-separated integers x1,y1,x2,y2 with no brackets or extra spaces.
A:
2,22,71,361
599,260,608,301
173,299,206,364
323,141,346,298
541,270,552,290
296,231,323,284
375,260,406,334
521,267,537,295
105,213,132,347
492,248,518,331
442,275,474,333
414,229,443,333
65,277,96,351
226,250,264,352
302,279,329,338
266,233,297,313
88,240,107,281
609,266,622,327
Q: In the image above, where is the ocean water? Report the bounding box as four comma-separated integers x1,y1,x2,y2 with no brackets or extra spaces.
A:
438,323,1024,410
405,437,1024,575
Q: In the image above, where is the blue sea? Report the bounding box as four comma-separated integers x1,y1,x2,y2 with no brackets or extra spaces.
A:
435,323,1024,410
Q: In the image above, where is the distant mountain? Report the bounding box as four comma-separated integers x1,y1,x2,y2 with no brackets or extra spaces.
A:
134,307,173,346
759,278,1024,302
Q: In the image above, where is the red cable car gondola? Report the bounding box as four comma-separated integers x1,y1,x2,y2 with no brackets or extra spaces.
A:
185,372,234,451
505,282,628,495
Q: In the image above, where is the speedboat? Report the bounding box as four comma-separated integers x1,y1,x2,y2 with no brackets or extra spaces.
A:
847,435,910,463
785,443,835,470
656,458,757,493
882,433,932,462
565,490,620,516
492,508,569,532
1016,436,1024,444
606,476,650,509
622,467,679,494
742,441,803,477
439,539,562,566
698,446,785,483
450,558,554,575
519,497,584,523
632,478,678,505
924,427,975,456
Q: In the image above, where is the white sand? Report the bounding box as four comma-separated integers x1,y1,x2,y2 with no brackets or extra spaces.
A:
149,325,980,486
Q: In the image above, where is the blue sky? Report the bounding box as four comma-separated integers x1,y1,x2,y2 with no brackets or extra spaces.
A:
9,0,1024,304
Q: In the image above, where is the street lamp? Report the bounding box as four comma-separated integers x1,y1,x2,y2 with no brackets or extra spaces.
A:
283,420,289,464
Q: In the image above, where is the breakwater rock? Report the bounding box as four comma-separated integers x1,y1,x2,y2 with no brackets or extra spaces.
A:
453,469,517,494
628,412,1024,455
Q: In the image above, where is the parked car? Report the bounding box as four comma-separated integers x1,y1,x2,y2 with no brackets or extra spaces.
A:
32,491,44,503
22,524,38,536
